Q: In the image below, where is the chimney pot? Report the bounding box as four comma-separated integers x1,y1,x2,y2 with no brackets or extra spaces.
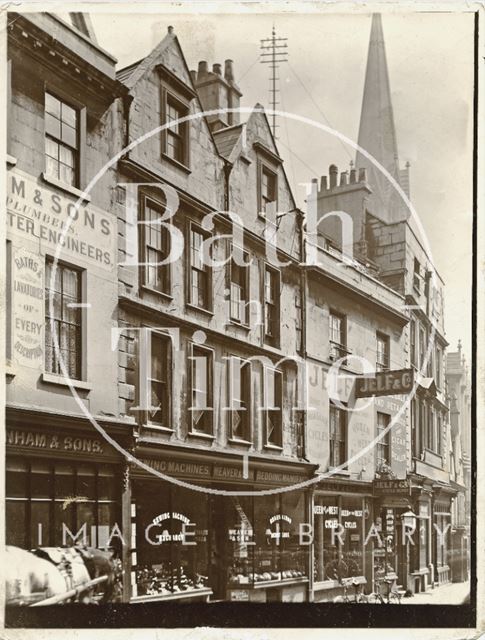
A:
224,59,234,83
350,168,357,184
321,176,328,191
213,63,222,75
329,164,338,189
198,60,208,77
358,167,367,182
168,26,174,34
340,171,348,186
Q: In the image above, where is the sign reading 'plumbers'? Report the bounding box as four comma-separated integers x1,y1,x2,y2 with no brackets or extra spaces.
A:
355,369,414,398
6,169,115,270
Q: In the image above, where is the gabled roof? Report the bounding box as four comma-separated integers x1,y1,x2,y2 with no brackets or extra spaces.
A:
246,104,297,211
212,123,244,160
116,57,145,84
116,30,187,92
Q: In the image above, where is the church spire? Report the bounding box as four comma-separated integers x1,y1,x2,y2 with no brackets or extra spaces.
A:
356,14,408,222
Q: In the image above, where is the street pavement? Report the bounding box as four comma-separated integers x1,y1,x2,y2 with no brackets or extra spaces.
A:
401,580,470,605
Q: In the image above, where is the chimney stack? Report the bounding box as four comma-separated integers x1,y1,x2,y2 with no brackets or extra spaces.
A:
193,59,242,131
320,176,328,191
358,167,367,182
224,59,234,83
350,168,357,184
340,171,348,187
168,25,174,34
198,60,208,79
329,165,338,189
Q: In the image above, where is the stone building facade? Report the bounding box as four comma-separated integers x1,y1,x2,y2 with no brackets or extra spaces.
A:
5,12,131,558
4,11,469,605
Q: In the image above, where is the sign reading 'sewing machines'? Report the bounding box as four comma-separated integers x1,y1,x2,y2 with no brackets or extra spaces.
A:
6,168,116,271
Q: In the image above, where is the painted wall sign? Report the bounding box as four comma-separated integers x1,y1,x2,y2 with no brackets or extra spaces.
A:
6,169,116,271
355,369,414,398
11,247,44,368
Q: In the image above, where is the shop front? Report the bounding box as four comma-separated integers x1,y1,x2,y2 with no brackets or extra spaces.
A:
128,446,316,603
312,480,373,602
6,409,127,555
432,486,454,586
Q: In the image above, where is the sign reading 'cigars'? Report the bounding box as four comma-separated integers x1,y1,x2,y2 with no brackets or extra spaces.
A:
355,369,414,398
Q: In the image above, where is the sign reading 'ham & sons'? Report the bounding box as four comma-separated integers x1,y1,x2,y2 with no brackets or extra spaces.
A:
355,368,414,398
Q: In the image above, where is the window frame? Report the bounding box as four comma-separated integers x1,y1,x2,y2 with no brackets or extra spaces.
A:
329,310,348,361
145,330,172,429
263,366,283,448
189,342,214,435
259,163,278,217
44,257,83,381
229,246,250,326
376,331,390,372
160,83,191,170
139,195,172,297
187,221,213,312
44,89,85,190
263,263,281,346
376,412,391,468
228,356,252,443
329,403,347,469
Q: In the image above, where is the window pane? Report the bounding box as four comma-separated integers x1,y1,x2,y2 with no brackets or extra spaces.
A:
6,459,28,498
45,92,61,117
59,144,75,168
77,465,96,500
60,162,75,186
31,462,52,499
45,113,61,138
61,123,77,148
6,501,27,547
45,136,59,160
61,102,77,127
31,501,51,547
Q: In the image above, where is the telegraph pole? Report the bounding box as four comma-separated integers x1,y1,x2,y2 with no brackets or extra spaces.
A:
260,26,288,139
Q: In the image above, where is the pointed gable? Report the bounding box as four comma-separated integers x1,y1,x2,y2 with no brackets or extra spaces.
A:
356,14,409,223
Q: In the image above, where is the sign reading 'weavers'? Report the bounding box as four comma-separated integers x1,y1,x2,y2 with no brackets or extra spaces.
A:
355,369,414,398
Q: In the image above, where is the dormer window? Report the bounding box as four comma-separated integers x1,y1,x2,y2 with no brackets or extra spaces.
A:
158,65,196,170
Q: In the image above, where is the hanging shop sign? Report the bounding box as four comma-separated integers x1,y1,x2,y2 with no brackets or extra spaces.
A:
373,478,411,495
355,369,414,398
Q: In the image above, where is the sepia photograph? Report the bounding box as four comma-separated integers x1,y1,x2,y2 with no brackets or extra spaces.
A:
1,2,479,633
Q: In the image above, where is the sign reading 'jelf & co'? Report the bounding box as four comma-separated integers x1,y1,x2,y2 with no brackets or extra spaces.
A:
355,369,414,398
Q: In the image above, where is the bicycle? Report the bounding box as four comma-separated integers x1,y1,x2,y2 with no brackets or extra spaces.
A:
337,577,368,603
366,576,402,604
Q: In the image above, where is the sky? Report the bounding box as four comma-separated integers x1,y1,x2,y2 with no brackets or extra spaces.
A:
84,8,474,360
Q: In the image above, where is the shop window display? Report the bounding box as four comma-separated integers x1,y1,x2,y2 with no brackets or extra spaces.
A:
227,492,308,587
314,494,366,582
135,483,210,597
6,457,120,549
